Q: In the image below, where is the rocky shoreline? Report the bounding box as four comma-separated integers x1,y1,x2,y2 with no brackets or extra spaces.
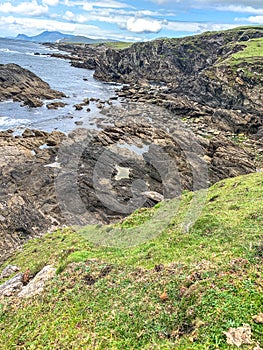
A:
0,27,263,263
0,63,65,107
0,106,260,263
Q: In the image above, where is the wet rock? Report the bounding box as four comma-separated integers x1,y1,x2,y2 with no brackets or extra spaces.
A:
24,97,43,108
47,101,67,109
90,97,100,102
83,98,90,105
0,63,65,106
22,128,36,137
74,104,83,110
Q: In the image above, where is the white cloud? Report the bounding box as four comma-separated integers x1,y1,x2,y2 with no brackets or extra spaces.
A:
82,3,93,11
150,0,263,10
0,15,142,41
66,0,132,10
0,15,98,34
164,21,239,33
93,1,132,9
125,17,162,33
66,9,127,26
216,5,263,15
244,15,263,24
0,1,48,16
63,10,87,23
42,0,59,6
42,0,60,6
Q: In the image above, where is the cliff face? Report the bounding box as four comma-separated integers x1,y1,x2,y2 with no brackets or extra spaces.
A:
92,27,263,114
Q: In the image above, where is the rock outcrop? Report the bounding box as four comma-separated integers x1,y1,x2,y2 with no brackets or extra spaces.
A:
0,265,56,298
54,27,263,129
1,100,261,263
91,27,263,115
0,63,65,107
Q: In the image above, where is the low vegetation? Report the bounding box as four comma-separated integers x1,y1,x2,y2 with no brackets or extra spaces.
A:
92,41,133,50
0,172,262,349
228,37,263,68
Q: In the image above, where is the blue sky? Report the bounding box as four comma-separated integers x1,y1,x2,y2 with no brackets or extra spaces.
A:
0,0,263,41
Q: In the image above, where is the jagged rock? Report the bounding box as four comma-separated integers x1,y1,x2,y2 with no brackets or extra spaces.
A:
90,28,263,116
83,98,90,105
74,104,83,110
0,63,65,106
17,265,56,298
46,101,67,109
0,129,66,263
22,128,36,137
54,28,262,135
0,103,260,263
0,273,23,297
24,97,43,108
0,265,20,279
141,191,164,203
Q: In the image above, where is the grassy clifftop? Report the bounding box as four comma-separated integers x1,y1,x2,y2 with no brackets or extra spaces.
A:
0,172,262,349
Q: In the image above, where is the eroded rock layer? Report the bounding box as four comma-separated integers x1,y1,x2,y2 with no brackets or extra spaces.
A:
0,63,65,107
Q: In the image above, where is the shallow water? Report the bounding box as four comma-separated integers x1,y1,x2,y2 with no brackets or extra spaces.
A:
0,38,120,133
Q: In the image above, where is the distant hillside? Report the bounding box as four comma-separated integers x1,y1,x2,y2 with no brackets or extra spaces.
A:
15,31,118,44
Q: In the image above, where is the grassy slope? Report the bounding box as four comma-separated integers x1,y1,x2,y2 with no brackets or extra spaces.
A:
215,31,263,72
226,37,263,68
91,41,133,50
0,172,262,349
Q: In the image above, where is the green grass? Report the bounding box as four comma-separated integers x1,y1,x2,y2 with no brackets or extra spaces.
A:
0,173,263,349
220,37,263,69
92,41,133,50
232,37,263,60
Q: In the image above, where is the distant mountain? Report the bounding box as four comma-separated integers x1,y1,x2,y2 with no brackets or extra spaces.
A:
16,31,73,42
59,35,118,44
15,31,119,44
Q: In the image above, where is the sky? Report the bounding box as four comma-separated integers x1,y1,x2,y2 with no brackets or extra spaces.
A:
0,0,263,41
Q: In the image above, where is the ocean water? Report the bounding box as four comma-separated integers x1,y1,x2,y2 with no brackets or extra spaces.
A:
0,38,120,133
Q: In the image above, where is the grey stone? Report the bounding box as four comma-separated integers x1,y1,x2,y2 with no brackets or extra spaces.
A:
0,273,23,297
18,265,56,298
0,265,20,279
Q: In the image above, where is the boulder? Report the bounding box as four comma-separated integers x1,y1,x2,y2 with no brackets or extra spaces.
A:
46,101,67,109
17,265,56,298
0,265,20,279
0,273,23,297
